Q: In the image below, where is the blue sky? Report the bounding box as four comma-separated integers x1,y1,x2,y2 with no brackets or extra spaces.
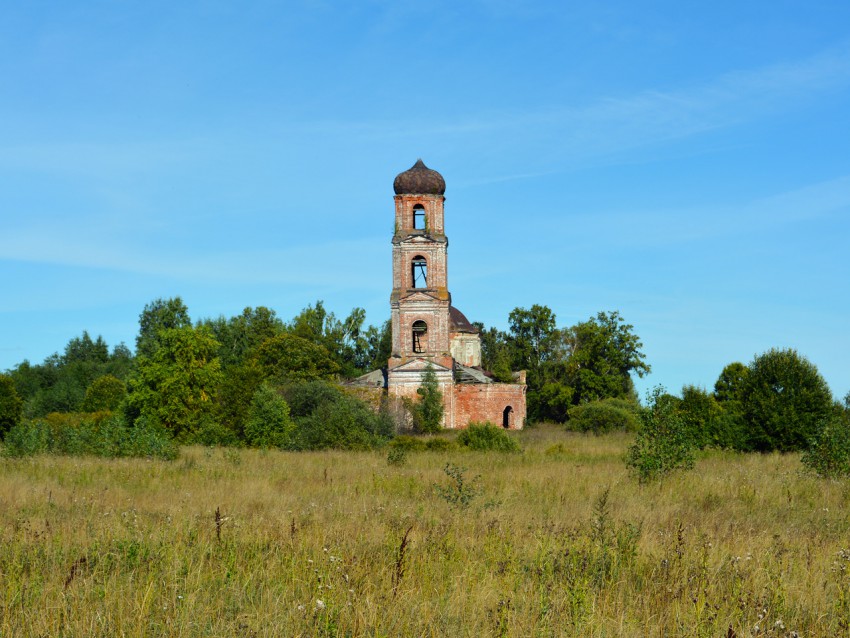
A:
1,0,848,400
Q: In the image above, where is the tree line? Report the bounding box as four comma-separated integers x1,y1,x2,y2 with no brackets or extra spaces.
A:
0,297,847,465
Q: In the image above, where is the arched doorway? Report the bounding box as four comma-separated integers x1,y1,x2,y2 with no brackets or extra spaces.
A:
502,406,513,429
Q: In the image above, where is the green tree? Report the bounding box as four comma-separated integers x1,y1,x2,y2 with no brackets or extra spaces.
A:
357,319,393,372
801,410,850,478
714,362,749,403
475,323,513,383
215,360,266,438
81,374,127,412
244,384,295,448
127,325,223,440
507,304,557,387
9,334,134,417
413,364,444,434
564,311,650,405
136,297,191,359
255,333,340,382
289,301,369,376
626,386,695,482
678,385,724,449
0,374,23,438
741,348,833,452
204,306,284,370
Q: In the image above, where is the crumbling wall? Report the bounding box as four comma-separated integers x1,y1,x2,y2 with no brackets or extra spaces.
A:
453,383,526,430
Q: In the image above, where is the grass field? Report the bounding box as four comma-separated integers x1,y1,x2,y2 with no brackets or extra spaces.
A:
2,425,849,636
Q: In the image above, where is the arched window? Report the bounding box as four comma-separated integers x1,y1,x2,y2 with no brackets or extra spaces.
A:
412,320,427,353
413,204,426,230
502,406,513,429
411,255,428,288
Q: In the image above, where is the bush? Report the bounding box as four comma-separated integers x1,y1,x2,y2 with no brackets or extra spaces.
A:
424,437,456,452
244,385,295,448
387,447,407,466
801,414,850,478
567,398,640,434
2,413,177,460
626,386,694,482
457,422,521,452
388,435,456,452
389,435,426,452
741,348,833,452
284,381,394,450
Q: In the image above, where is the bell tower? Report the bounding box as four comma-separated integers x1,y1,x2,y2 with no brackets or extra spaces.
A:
388,159,454,384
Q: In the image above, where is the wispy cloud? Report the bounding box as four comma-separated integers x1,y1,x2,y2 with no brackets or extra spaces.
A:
298,42,850,176
555,173,850,248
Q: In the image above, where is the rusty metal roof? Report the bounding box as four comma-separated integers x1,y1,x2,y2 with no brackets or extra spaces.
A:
449,306,478,333
393,159,446,195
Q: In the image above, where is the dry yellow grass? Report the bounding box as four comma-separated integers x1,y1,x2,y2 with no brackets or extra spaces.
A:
2,425,849,636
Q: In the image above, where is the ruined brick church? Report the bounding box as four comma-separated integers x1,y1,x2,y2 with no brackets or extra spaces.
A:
354,160,526,429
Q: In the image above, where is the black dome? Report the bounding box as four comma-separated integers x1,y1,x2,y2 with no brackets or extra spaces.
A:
393,159,446,195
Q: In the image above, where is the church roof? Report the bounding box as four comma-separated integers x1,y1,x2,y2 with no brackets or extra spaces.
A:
449,306,478,334
393,159,446,195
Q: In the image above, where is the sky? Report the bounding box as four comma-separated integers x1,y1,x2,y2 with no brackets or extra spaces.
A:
1,0,848,400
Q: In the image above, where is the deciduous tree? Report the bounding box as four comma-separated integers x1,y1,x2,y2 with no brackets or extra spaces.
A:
741,348,833,452
127,325,222,440
0,374,23,438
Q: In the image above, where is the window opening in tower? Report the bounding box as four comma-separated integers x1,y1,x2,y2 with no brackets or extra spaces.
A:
412,256,428,288
413,204,426,230
412,320,427,353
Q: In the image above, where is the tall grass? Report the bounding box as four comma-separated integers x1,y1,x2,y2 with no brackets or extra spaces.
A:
1,425,848,636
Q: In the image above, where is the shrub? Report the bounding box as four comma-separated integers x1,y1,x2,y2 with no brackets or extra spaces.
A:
387,447,407,466
567,398,640,434
801,414,850,478
2,413,177,460
457,422,521,452
284,381,394,450
424,437,456,452
389,435,426,452
626,386,694,482
434,463,481,508
243,385,295,448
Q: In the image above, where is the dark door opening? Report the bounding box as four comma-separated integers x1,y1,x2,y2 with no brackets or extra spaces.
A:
502,406,513,429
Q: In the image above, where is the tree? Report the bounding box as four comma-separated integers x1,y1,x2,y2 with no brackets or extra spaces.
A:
507,304,557,387
0,375,23,438
127,325,223,440
564,311,650,405
204,306,284,370
357,319,392,372
678,385,724,449
81,374,127,412
244,384,295,448
289,301,369,376
413,364,444,433
255,333,340,382
626,386,694,482
475,323,513,383
714,362,749,403
136,297,191,359
741,348,833,452
801,410,850,478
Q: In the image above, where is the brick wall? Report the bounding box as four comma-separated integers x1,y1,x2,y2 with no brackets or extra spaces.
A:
452,383,526,430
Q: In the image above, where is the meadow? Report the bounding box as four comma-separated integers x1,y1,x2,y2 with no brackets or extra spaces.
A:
2,425,849,637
